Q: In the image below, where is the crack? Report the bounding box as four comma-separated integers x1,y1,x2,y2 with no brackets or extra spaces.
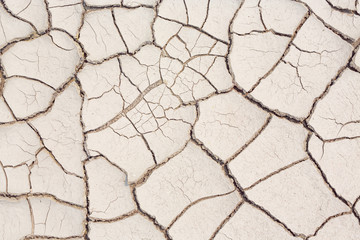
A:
134,141,189,187
132,187,172,239
86,154,130,186
0,192,85,209
190,103,223,165
24,235,84,240
209,201,244,239
232,29,292,38
200,0,210,29
158,15,229,45
2,92,18,120
166,190,238,230
294,0,356,44
0,161,8,192
258,0,267,30
0,0,39,34
0,1,358,238
73,78,90,240
305,44,360,124
352,195,360,224
226,114,272,163
89,209,137,223
125,115,158,165
182,0,189,25
324,0,360,16
0,64,5,96
26,197,35,235
49,3,82,9
15,0,32,16
305,211,353,239
222,164,304,238
111,8,129,53
43,0,52,31
26,121,83,179
243,157,309,191
305,133,352,207
85,79,163,133
234,85,304,123
247,11,311,93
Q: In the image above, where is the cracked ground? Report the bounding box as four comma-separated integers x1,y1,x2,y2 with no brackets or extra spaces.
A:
0,0,360,239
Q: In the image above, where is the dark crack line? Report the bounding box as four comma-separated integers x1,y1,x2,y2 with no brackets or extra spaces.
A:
305,133,352,207
209,201,244,239
132,187,172,239
247,11,311,93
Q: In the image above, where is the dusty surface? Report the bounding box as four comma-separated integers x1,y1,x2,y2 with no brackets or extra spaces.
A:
0,0,359,239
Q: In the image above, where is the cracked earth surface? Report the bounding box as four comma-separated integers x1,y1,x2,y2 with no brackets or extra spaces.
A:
0,0,360,239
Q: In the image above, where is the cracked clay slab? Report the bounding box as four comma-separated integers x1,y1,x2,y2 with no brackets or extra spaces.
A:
0,0,359,239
